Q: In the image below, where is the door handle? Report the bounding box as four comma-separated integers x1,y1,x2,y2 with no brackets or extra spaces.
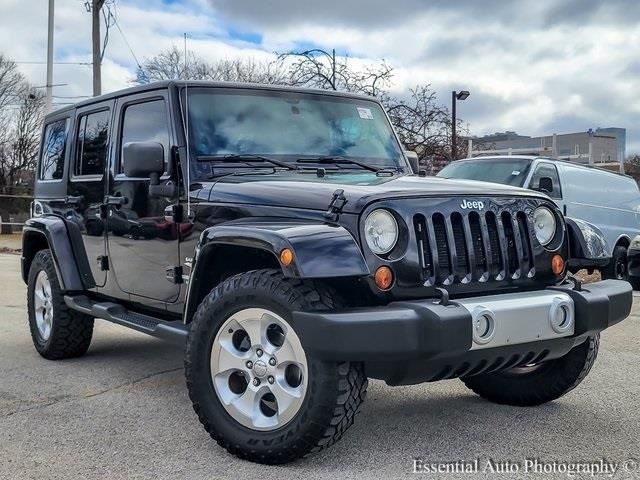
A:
65,195,84,207
104,195,128,207
164,204,183,222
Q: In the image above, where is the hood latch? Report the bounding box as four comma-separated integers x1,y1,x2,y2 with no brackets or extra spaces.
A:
324,189,348,221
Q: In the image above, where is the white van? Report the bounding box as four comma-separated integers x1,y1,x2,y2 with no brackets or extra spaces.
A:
438,156,640,279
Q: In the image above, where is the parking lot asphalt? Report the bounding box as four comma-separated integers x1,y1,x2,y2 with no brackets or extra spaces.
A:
1,252,639,480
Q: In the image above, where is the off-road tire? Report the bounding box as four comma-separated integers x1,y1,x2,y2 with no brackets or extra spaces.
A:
27,249,94,359
185,269,367,464
461,335,599,406
604,245,628,281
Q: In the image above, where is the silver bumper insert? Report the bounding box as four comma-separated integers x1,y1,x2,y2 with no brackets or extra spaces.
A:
455,290,575,350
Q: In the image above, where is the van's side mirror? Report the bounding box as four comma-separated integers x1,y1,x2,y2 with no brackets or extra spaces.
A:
536,176,553,194
404,150,419,174
123,142,164,184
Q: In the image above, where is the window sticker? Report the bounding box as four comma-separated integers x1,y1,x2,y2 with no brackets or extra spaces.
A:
357,107,374,120
512,170,521,175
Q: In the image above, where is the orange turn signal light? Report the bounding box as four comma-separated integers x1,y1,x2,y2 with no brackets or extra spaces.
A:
374,266,394,290
280,248,294,267
551,255,565,275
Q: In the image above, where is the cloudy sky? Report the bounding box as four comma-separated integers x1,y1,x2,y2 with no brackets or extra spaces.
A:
2,0,640,152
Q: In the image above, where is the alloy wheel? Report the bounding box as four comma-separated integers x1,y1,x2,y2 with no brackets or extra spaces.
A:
33,270,53,341
210,308,308,431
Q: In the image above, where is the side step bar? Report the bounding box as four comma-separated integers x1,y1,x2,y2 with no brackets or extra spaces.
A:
64,295,189,344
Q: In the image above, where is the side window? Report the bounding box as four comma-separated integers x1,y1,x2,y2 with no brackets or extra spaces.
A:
39,119,68,180
120,99,169,172
75,109,110,177
530,164,562,199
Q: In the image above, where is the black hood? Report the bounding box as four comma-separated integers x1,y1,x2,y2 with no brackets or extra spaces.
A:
202,171,548,214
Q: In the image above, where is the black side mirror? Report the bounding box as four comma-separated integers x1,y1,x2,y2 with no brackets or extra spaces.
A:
404,150,419,174
123,142,164,183
537,176,553,194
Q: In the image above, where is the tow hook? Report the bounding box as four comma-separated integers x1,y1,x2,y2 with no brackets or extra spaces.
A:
434,287,452,306
565,275,582,291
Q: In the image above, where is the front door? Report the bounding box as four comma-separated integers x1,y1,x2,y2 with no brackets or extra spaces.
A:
527,162,564,212
68,101,114,288
106,92,181,303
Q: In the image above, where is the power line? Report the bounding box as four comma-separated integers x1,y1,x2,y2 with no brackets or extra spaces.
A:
111,8,142,69
15,61,92,66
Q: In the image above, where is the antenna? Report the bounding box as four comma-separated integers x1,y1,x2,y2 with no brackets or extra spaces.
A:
183,32,191,218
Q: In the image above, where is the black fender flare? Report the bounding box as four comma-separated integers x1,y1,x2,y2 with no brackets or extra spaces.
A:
21,216,94,291
183,221,369,322
565,217,610,269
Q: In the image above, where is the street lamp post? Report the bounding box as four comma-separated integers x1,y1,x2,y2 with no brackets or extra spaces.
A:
451,90,470,160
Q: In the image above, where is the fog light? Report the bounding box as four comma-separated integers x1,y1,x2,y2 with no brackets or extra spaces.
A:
374,266,394,290
549,297,573,334
551,255,564,275
472,307,496,345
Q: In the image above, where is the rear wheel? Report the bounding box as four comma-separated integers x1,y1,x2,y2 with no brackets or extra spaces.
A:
27,249,94,359
185,269,367,464
461,335,599,406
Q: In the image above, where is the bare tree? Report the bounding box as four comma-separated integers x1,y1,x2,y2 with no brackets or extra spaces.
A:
136,46,290,85
2,89,44,188
280,49,393,96
384,86,452,165
0,54,24,111
0,55,45,191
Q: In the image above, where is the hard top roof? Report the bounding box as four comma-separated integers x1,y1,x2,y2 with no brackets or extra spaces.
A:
458,155,631,179
47,80,381,118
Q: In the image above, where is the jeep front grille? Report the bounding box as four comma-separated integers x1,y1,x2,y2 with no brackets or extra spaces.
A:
413,210,534,286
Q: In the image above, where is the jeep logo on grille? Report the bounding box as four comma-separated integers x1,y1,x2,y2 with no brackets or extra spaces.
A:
460,199,485,210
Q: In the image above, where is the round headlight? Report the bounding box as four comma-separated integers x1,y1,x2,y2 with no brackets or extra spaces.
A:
533,207,556,246
364,209,398,255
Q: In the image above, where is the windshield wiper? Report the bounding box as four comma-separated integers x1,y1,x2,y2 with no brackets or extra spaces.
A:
197,154,297,171
296,156,382,173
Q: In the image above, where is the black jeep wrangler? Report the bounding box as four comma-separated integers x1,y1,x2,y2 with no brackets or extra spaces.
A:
23,81,632,464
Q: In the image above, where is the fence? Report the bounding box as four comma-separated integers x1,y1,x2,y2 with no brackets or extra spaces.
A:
0,188,33,234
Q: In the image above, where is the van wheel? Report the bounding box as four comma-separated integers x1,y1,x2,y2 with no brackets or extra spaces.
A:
184,269,367,464
27,249,94,359
603,245,628,281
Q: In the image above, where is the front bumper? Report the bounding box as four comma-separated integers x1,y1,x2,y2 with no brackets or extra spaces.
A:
292,279,631,385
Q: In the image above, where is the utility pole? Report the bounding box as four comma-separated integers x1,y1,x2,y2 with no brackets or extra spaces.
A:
91,0,105,97
332,49,336,90
45,0,55,113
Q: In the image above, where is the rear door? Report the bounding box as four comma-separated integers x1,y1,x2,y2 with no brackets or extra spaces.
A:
67,101,114,288
105,91,181,304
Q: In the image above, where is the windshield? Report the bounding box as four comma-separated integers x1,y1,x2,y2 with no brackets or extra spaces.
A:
437,158,532,187
185,87,403,178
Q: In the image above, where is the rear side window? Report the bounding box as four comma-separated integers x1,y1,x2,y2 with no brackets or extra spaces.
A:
119,99,169,172
39,119,68,180
529,163,562,199
75,109,110,177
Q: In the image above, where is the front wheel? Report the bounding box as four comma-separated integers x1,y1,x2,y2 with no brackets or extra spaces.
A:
603,245,628,281
184,269,367,464
461,335,599,406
